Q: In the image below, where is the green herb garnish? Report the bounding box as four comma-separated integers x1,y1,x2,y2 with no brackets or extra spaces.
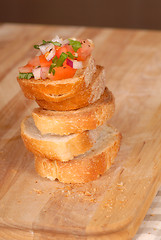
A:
56,52,68,67
52,68,55,76
49,63,56,74
67,51,77,59
68,39,82,52
34,40,62,49
52,55,58,64
49,53,68,75
50,67,56,76
19,72,34,79
34,45,40,49
48,56,58,74
42,40,62,46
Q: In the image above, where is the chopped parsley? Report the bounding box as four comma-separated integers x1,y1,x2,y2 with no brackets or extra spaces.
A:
49,56,59,73
48,53,68,75
52,55,58,64
49,63,55,74
56,52,68,67
34,40,62,49
68,39,82,52
19,72,34,79
67,51,77,59
52,68,55,76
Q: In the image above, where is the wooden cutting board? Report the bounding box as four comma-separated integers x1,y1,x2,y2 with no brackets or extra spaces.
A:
0,23,161,240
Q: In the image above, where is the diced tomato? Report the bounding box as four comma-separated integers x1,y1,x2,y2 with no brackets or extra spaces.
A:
39,54,52,67
19,56,40,73
55,45,74,58
49,62,76,80
18,64,33,73
19,39,93,80
77,40,94,61
65,45,74,54
28,56,40,67
55,46,68,58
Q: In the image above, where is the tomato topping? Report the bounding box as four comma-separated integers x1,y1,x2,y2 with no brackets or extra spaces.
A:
39,55,52,67
18,38,94,80
19,56,40,73
55,45,75,58
28,56,40,67
55,46,67,58
77,40,93,61
65,45,74,54
49,61,76,80
18,64,33,73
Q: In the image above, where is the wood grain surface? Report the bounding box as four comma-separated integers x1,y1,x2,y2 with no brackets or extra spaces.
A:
0,23,161,240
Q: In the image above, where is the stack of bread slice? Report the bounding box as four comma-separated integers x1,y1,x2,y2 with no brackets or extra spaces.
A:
18,41,121,183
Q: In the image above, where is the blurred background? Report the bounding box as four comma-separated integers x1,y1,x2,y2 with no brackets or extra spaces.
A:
1,0,161,30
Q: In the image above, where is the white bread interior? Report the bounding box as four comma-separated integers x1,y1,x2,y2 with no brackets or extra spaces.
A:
21,116,117,162
35,124,121,183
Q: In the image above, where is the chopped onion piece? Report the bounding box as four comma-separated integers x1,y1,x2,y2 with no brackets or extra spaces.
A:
62,39,69,45
73,60,83,69
70,37,77,41
66,58,83,69
66,58,73,68
73,52,78,57
41,67,49,79
39,45,46,55
45,48,56,61
52,35,63,45
39,43,54,55
32,68,41,80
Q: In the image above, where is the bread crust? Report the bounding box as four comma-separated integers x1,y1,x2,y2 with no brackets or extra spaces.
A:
32,88,115,135
17,56,96,101
35,125,122,183
36,65,105,111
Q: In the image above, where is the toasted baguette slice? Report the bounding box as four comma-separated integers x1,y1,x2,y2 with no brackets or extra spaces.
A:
35,124,121,183
17,56,96,101
33,88,115,135
36,65,105,111
21,117,115,162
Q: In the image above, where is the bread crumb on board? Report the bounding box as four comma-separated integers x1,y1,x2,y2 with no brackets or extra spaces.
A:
41,183,100,202
33,188,44,194
30,180,114,205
